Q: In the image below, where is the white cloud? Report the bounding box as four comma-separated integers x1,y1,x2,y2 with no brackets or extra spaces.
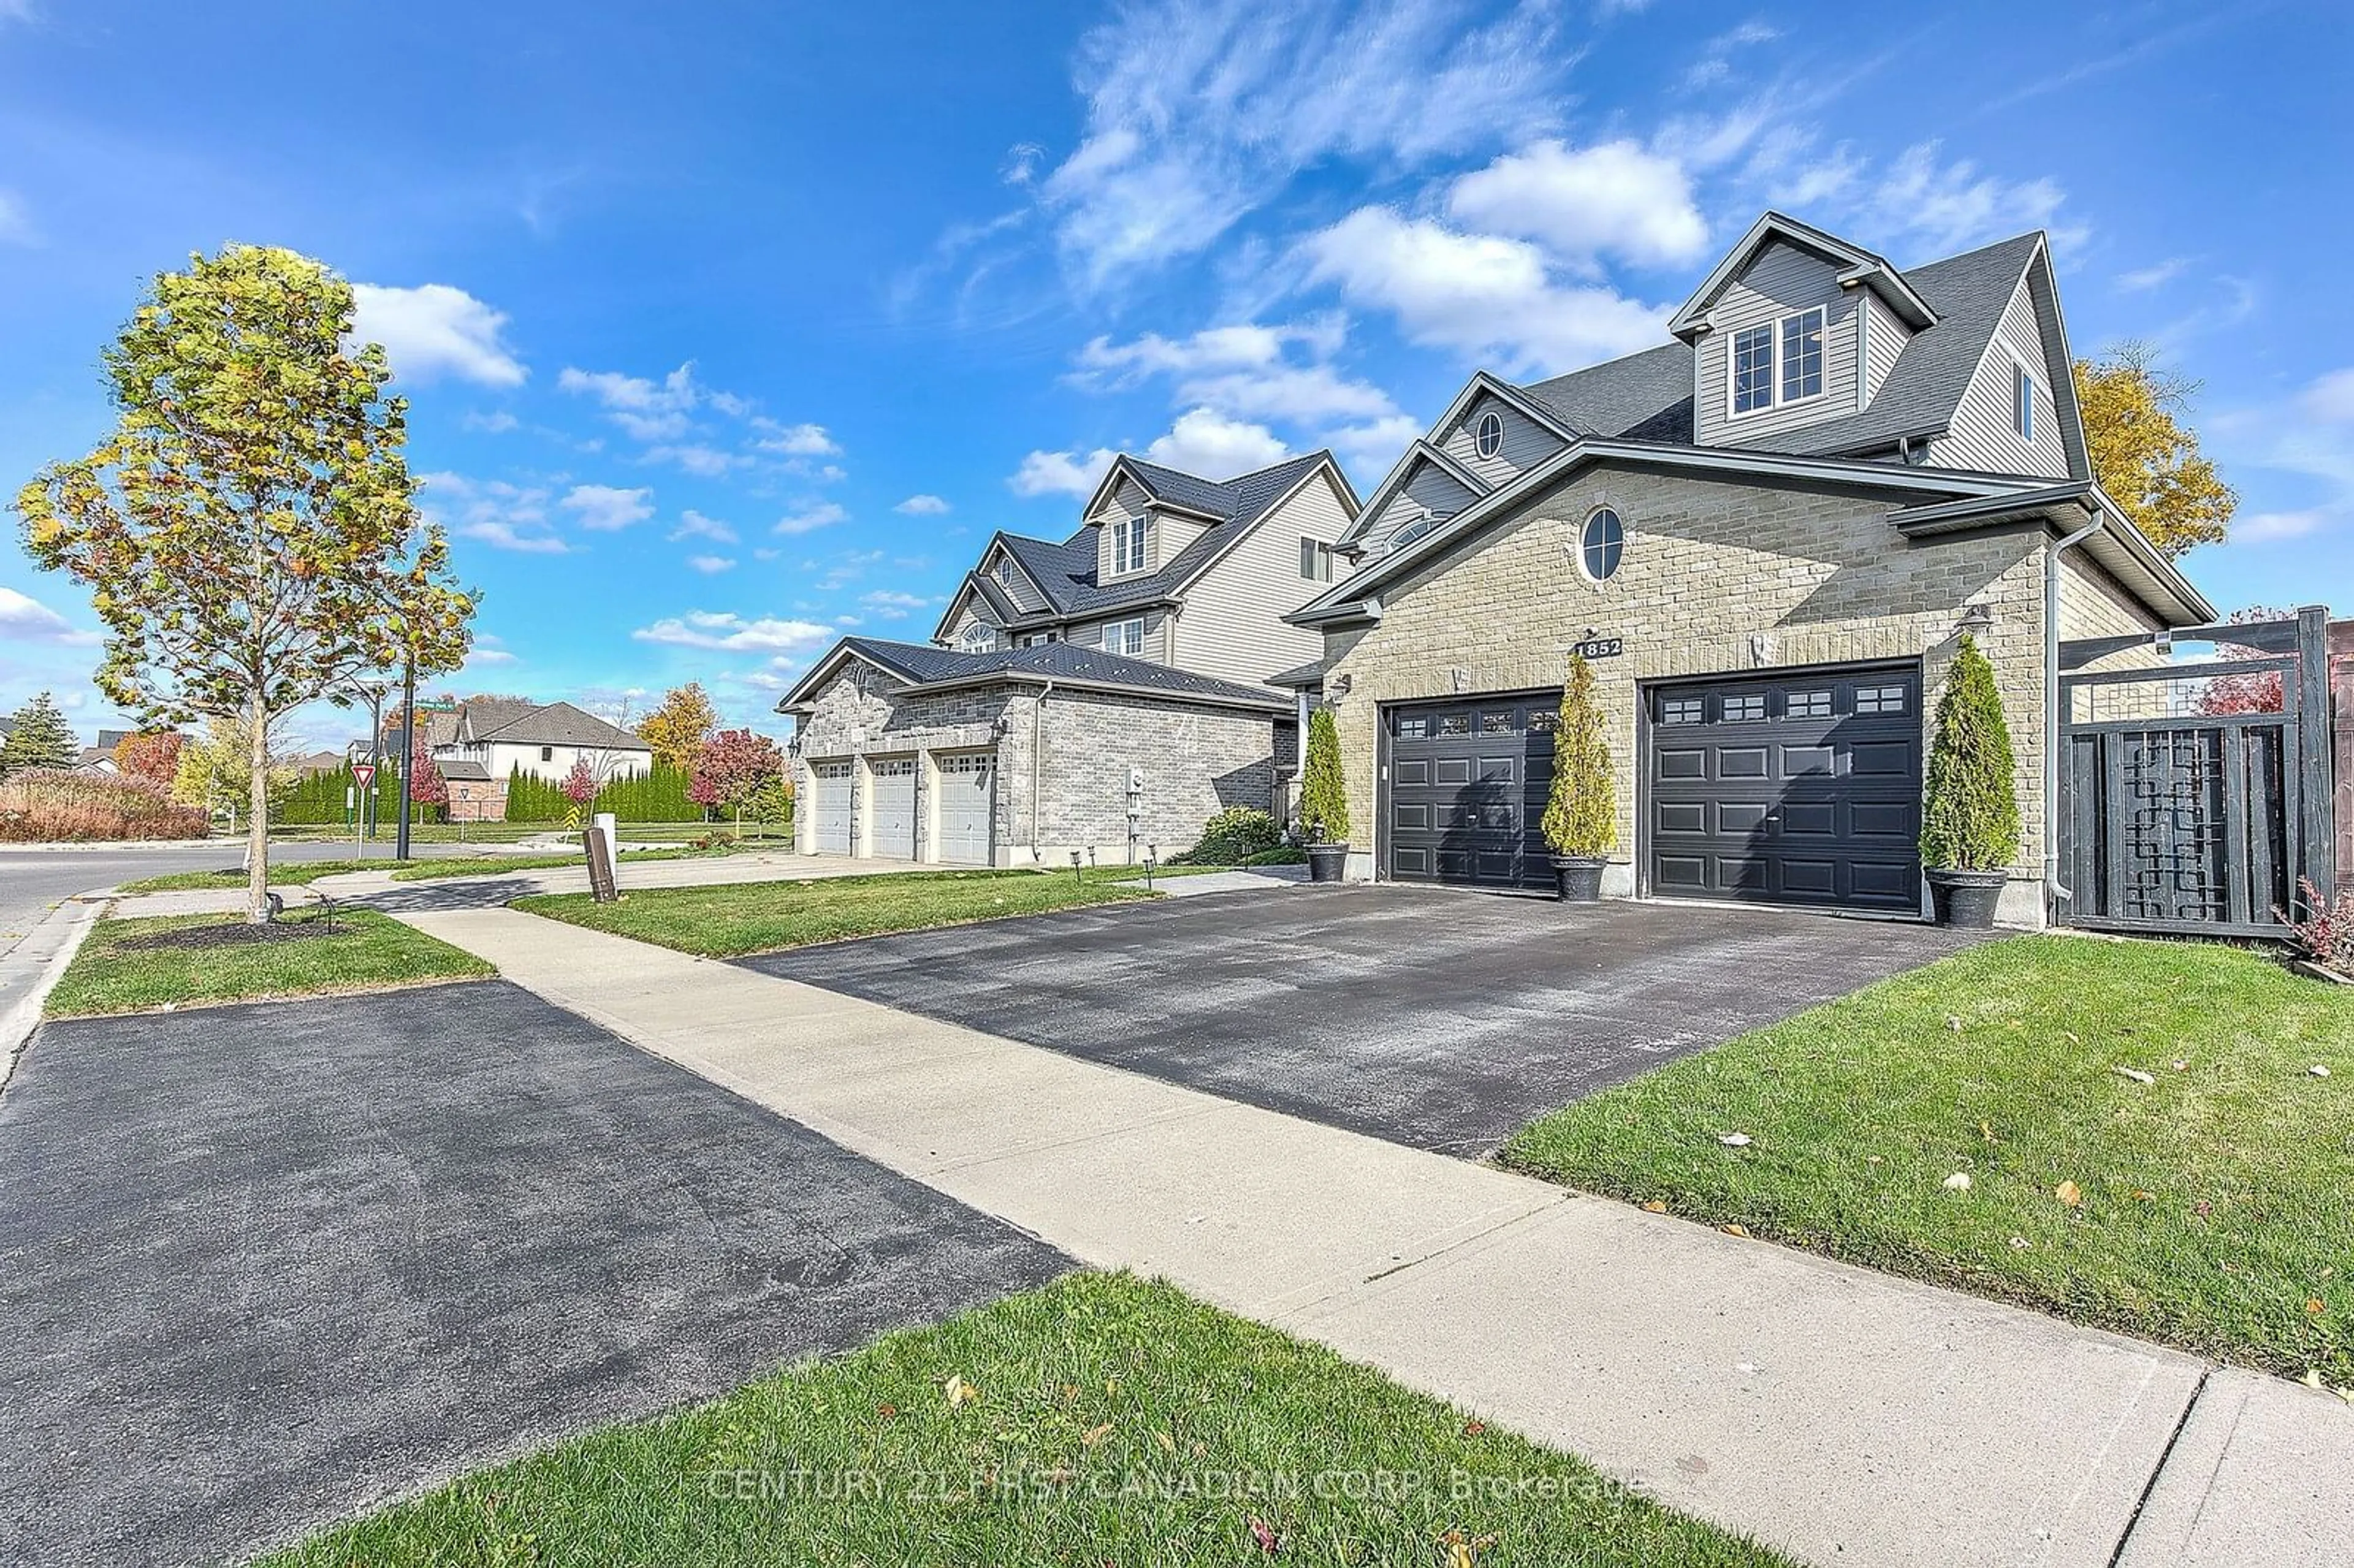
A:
895,494,952,516
350,283,527,387
753,421,842,457
2299,368,2354,424
558,363,701,440
466,647,518,665
1328,413,1424,478
1861,143,2070,255
2235,510,2328,545
462,409,519,433
0,587,98,645
1681,21,1780,90
417,471,569,554
1446,140,1709,272
0,190,36,246
560,483,655,531
1010,447,1119,499
631,611,834,654
687,554,738,574
669,509,739,544
1301,207,1667,376
1039,0,1567,284
642,443,744,476
1144,408,1290,476
860,590,931,619
2117,257,2190,293
772,501,848,536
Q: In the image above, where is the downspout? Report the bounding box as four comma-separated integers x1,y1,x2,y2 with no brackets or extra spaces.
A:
2043,512,2105,908
1029,679,1054,863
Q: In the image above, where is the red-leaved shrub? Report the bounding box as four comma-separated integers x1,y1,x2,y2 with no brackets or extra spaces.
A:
2277,876,2354,975
0,769,211,842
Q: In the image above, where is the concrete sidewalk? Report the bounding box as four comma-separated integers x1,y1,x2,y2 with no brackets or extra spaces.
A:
394,905,2354,1568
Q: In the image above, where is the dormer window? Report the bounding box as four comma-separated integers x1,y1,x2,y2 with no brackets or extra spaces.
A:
1111,514,1148,575
1730,306,1826,416
1474,411,1504,459
958,622,997,653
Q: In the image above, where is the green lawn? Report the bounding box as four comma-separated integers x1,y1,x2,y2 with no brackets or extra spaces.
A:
261,1272,1786,1568
115,859,386,892
44,908,493,1018
386,847,712,881
1503,935,2354,1383
516,867,1158,958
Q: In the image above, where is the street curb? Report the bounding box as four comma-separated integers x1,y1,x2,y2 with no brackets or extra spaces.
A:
0,896,106,1094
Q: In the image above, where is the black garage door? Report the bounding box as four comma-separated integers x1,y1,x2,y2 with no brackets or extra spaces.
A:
1384,693,1556,891
1647,665,1922,912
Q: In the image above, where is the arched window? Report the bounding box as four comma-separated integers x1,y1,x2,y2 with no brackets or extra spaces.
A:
1474,410,1504,460
1579,508,1625,582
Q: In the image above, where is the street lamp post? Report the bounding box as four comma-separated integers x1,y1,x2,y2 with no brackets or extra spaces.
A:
394,646,416,862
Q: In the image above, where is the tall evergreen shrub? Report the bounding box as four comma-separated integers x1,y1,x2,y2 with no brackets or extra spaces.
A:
1539,653,1617,858
1919,633,2022,871
1298,707,1350,843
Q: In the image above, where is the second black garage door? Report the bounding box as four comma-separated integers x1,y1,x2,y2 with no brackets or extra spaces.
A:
1647,664,1923,912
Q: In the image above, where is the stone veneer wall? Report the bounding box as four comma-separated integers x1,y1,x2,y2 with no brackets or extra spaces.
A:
1320,466,2062,920
788,666,1276,864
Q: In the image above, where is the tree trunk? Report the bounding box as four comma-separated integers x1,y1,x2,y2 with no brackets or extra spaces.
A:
245,701,272,923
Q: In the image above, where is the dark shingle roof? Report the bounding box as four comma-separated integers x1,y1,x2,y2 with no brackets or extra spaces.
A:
1515,232,2047,459
437,759,493,782
985,452,1335,620
788,637,1289,712
474,700,649,750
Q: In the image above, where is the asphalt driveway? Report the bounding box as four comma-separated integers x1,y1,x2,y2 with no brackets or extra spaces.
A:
0,981,1067,1567
742,886,1983,1156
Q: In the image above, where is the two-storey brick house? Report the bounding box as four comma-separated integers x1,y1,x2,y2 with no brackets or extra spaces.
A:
1283,211,2214,926
778,451,1358,866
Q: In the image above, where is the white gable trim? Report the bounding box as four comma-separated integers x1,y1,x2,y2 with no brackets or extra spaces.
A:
1669,212,1936,340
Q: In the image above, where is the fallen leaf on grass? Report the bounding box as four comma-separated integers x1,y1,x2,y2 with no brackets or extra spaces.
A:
2131,1190,2156,1201
2112,1066,2155,1085
2310,1065,2332,1078
1154,1429,1176,1453
2055,1181,2082,1208
2309,1299,2326,1316
1722,1224,1748,1238
1641,1199,1668,1213
1718,1132,1753,1147
1943,1172,1973,1191
1083,1422,1114,1446
2009,1236,2032,1250
943,1376,980,1409
1249,1517,1280,1555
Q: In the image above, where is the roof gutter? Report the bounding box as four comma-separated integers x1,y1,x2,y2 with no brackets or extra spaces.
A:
1029,679,1053,864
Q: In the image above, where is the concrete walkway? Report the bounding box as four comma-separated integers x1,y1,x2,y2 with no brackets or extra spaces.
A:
391,905,2353,1567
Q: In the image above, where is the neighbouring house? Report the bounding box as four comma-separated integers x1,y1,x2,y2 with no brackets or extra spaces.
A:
288,749,347,777
427,698,652,821
1282,211,2215,927
779,451,1358,864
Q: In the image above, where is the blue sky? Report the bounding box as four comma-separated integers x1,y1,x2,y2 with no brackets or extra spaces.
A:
3,0,2347,746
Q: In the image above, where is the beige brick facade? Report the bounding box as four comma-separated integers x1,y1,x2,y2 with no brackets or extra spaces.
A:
1320,466,2071,916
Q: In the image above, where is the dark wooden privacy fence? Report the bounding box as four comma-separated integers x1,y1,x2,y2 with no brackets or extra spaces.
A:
2056,606,2336,939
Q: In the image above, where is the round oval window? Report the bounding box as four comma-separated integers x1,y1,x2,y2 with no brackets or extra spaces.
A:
1580,508,1625,581
1474,411,1504,459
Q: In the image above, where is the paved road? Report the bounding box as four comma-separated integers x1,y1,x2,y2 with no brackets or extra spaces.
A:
0,980,1068,1566
744,886,1984,1155
0,839,514,961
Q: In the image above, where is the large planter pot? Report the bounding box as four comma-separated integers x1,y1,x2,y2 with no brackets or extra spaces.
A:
1926,867,2008,929
1550,855,1606,902
1306,842,1350,883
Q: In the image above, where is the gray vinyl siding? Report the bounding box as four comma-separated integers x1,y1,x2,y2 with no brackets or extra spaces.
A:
1171,472,1352,687
945,600,1000,649
1693,240,1861,447
1437,394,1564,487
1067,608,1170,664
1362,461,1478,554
984,547,1048,613
1859,290,1911,407
1925,273,2070,479
1094,500,1200,583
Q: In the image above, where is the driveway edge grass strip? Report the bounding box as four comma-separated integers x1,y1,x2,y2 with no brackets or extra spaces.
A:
257,1271,1793,1568
514,867,1160,959
1500,934,2354,1383
42,908,495,1019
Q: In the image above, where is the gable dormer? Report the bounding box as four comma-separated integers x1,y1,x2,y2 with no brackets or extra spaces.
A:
980,539,1049,612
1082,463,1214,582
1437,386,1568,486
1349,446,1483,558
1672,213,1937,451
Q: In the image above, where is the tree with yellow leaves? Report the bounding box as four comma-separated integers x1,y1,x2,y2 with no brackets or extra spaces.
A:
2073,341,2236,559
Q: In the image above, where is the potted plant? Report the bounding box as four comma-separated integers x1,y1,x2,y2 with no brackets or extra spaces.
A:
1540,652,1616,900
1919,633,2020,929
1298,706,1351,883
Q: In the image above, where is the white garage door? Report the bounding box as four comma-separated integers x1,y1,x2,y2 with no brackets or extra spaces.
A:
810,761,852,854
868,756,916,859
935,752,995,864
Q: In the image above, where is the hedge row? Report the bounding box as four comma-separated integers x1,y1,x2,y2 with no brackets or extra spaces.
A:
502,763,704,823
276,763,408,826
